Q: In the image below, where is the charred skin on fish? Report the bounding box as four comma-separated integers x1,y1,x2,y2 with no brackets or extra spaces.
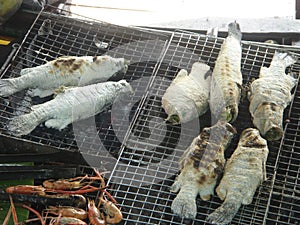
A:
162,62,211,124
170,121,236,219
8,80,133,136
248,51,298,141
207,128,269,225
0,55,129,97
209,22,243,123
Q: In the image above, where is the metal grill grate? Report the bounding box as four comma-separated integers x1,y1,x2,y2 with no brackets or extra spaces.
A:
1,7,300,225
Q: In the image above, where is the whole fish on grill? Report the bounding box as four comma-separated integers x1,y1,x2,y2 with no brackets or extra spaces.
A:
248,51,297,141
8,80,133,136
207,128,269,225
210,21,243,123
162,62,211,124
0,55,129,97
170,121,236,219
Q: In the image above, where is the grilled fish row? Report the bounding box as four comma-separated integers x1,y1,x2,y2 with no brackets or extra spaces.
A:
8,80,133,136
207,128,269,225
171,125,269,224
0,55,129,97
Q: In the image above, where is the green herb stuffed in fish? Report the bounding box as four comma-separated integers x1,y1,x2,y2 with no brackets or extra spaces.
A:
8,80,133,136
162,62,211,124
0,55,129,97
210,22,243,123
170,121,236,219
207,128,269,225
248,51,297,141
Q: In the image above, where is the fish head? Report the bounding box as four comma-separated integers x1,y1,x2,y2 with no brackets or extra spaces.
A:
209,121,237,147
219,104,239,123
118,80,134,94
264,126,283,141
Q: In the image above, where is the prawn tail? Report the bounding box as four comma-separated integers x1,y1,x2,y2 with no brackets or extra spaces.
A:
273,51,298,68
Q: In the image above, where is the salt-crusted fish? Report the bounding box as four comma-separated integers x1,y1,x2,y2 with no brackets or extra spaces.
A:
170,121,236,219
162,62,211,124
8,80,133,136
248,51,297,141
207,128,269,225
0,55,129,97
210,22,243,123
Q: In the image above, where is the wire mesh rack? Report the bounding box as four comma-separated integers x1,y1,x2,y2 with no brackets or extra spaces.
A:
0,6,300,225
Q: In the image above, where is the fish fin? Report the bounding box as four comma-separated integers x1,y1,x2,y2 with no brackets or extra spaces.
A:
206,199,242,225
8,113,42,136
28,88,54,98
189,62,211,90
0,79,19,97
170,178,181,193
172,69,188,84
45,118,71,130
199,181,216,201
273,51,298,68
20,67,33,76
171,191,197,219
200,194,211,201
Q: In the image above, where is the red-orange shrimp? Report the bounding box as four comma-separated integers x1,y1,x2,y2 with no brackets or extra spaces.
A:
88,199,106,225
6,185,46,196
43,176,89,190
46,206,87,220
53,217,87,225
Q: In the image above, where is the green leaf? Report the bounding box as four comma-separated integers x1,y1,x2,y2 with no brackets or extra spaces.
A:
0,163,34,225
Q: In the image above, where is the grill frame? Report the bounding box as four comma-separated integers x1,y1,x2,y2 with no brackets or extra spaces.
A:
0,7,300,225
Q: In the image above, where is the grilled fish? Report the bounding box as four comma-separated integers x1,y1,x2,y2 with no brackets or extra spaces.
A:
210,22,243,123
162,62,211,124
0,55,129,97
248,51,297,141
207,128,269,225
8,80,133,136
170,121,236,219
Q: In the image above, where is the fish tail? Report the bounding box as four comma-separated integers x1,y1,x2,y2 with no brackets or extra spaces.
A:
206,199,242,225
273,51,298,68
228,21,242,40
0,79,19,97
171,188,198,219
8,112,44,136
